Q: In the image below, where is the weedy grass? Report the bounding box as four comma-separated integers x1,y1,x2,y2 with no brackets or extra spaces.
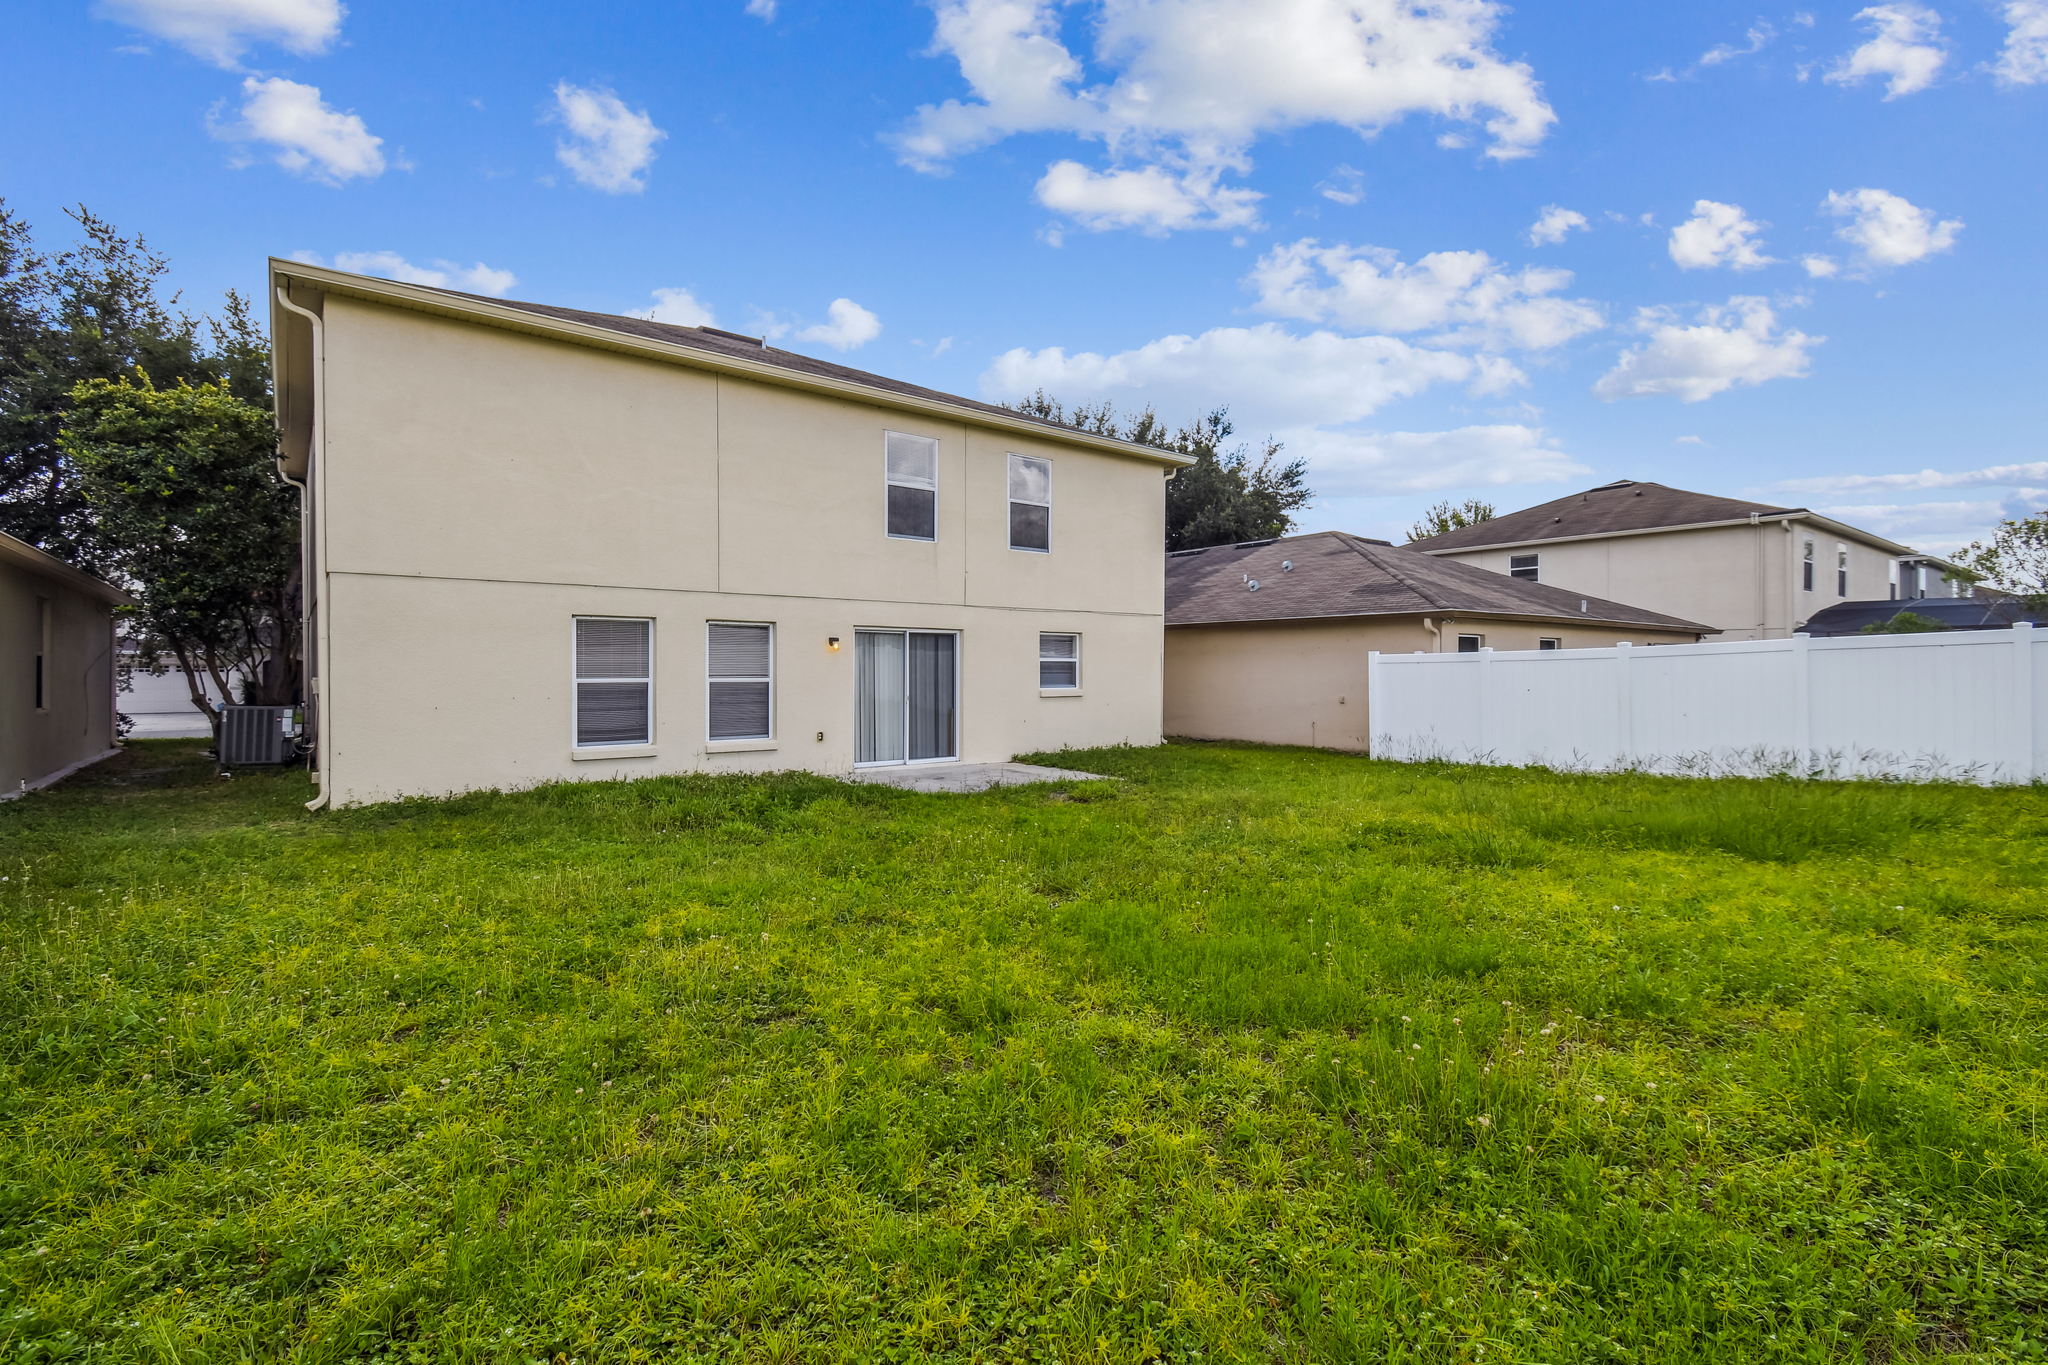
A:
1,739,2044,1363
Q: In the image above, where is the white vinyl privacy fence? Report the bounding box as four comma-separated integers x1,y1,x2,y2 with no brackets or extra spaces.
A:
1368,625,2045,784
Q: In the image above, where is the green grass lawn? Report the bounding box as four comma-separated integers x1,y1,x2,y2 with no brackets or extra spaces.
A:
2,740,2044,1363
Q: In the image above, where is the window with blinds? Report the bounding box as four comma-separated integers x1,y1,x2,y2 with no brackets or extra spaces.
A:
707,622,773,741
1009,454,1051,552
885,431,938,541
1039,632,1079,689
574,617,653,747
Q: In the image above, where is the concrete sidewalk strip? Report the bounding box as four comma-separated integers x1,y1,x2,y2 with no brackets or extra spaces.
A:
845,762,1114,793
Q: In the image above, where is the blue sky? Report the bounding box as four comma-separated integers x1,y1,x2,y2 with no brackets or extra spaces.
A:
6,0,2044,550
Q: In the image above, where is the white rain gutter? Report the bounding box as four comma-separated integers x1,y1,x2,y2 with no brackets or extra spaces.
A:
274,284,329,812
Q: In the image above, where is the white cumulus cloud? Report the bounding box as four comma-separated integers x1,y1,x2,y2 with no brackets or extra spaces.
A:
634,287,717,327
1995,0,2048,83
550,82,665,193
1034,160,1262,233
1822,187,1962,270
1774,461,2048,496
1594,296,1820,403
1812,499,2029,555
1667,200,1775,271
1247,239,1604,353
1826,4,1948,98
1317,165,1367,206
796,298,883,351
1295,424,1588,497
213,76,384,183
97,0,343,66
1527,205,1588,246
894,0,1555,232
298,251,515,295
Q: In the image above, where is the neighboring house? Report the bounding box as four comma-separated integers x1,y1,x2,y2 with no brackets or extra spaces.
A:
2,532,129,798
1164,531,1707,750
270,260,1191,807
1408,480,1965,640
117,641,234,738
1799,596,2046,637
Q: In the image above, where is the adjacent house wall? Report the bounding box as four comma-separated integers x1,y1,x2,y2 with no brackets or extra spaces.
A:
1437,519,1912,641
1164,615,1698,751
310,295,1170,805
1,560,117,796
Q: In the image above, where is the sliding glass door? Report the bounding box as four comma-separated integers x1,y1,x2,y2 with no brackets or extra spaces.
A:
856,630,958,764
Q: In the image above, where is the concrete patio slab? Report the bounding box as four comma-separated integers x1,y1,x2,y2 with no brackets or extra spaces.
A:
845,761,1113,793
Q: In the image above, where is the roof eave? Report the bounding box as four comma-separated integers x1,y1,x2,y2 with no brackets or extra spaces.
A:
0,534,134,606
1167,607,1710,633
1418,509,1960,565
266,259,1194,469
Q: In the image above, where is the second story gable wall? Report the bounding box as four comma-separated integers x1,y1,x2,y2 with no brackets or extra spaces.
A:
1444,523,1777,638
319,296,1164,615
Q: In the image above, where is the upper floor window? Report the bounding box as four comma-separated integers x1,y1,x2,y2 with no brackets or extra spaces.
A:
574,616,653,748
885,432,937,541
1836,545,1849,597
1802,539,1816,592
1009,454,1051,552
1509,553,1539,581
707,622,773,741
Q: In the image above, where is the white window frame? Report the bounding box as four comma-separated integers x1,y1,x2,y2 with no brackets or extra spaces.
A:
884,430,939,543
1456,633,1485,652
1802,539,1816,593
571,615,655,750
1538,637,1562,651
705,620,775,743
1508,553,1539,582
1836,543,1850,598
1008,453,1052,554
853,628,963,768
1038,631,1080,691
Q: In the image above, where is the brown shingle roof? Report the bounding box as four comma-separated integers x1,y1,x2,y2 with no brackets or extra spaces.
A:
1165,531,1709,632
1406,480,1801,552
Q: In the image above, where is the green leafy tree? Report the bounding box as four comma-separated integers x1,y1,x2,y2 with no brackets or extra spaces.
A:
60,376,300,736
1007,389,1312,551
0,201,217,566
1407,497,1496,543
1957,512,2048,611
1860,610,1949,635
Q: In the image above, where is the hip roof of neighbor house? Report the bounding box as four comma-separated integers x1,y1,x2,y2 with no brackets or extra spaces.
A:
1166,531,1711,632
0,532,133,606
267,259,1193,469
1405,479,1958,566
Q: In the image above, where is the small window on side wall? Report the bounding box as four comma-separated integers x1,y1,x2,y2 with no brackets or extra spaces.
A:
1039,632,1079,689
885,432,938,541
574,617,653,747
1836,545,1849,597
1803,539,1815,592
707,622,773,741
1509,553,1539,581
1009,454,1051,552
1457,634,1484,653
1538,637,1561,650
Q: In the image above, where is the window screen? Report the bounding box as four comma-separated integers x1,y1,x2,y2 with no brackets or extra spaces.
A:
1837,546,1849,597
886,432,938,540
1009,454,1051,552
1538,637,1561,651
1803,540,1815,592
707,622,772,741
574,617,652,747
1509,553,1539,581
1039,632,1079,689
1456,634,1484,653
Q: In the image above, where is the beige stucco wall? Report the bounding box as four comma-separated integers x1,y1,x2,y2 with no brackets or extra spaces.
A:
1,560,117,796
1164,615,1699,751
310,295,1169,804
1438,519,1924,641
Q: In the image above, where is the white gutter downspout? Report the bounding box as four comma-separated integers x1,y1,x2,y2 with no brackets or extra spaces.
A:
274,285,330,811
1423,615,1445,652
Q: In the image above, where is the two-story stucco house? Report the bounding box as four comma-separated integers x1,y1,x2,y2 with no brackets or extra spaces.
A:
1407,480,1965,641
269,261,1190,808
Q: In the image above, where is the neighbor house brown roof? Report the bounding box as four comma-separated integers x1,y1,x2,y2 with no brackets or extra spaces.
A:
1166,531,1710,632
1406,480,1801,552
